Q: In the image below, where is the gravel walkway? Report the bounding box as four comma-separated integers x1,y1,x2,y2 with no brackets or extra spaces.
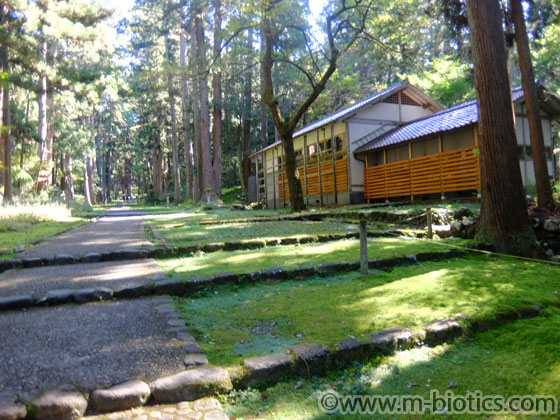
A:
0,259,165,298
0,297,185,401
18,206,152,259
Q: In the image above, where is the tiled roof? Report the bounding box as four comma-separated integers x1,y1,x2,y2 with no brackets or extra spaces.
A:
251,79,433,157
355,87,525,153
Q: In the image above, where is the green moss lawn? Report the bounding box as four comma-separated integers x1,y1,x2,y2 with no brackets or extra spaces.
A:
175,254,560,366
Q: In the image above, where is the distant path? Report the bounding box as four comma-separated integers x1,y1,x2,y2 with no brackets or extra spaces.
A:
18,206,152,259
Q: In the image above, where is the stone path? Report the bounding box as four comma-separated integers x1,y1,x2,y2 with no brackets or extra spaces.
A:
17,206,152,259
0,206,225,419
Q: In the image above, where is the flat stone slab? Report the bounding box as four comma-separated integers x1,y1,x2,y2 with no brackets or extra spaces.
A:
423,318,463,346
0,298,184,401
30,385,87,420
74,287,114,303
0,259,164,299
290,342,330,376
40,289,75,306
90,379,151,413
54,254,77,265
0,392,26,420
184,354,209,367
243,354,294,386
0,295,33,311
150,366,232,404
334,336,373,367
369,327,415,354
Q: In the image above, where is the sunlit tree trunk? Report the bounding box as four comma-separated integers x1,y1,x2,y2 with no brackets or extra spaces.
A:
466,0,541,257
180,33,193,201
511,0,555,210
87,156,95,204
190,25,202,202
165,33,182,204
83,159,92,207
0,17,12,203
212,0,223,198
242,30,253,190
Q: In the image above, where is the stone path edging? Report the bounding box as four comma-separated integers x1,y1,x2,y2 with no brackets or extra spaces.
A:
1,302,543,420
0,249,468,313
0,232,362,275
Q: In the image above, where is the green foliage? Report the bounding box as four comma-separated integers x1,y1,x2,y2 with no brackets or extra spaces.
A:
407,57,475,107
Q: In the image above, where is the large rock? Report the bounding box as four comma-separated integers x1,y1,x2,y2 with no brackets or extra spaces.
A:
150,366,232,403
90,379,151,413
74,287,113,303
0,295,34,311
290,343,330,376
30,385,87,420
242,354,294,387
369,327,415,354
0,393,26,420
544,219,560,232
423,319,462,346
334,336,373,367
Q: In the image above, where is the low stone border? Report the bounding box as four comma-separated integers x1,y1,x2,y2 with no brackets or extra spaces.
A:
0,303,546,419
0,232,361,275
0,249,468,313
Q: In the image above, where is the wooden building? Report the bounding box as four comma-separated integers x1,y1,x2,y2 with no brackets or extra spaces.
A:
356,85,560,202
250,81,560,207
249,80,443,208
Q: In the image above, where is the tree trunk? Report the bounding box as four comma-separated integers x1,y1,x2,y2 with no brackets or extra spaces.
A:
180,33,193,201
87,156,95,204
64,153,74,205
165,34,182,205
212,0,223,198
36,40,51,192
83,159,92,207
241,30,253,190
466,0,540,257
105,147,111,202
190,25,202,202
0,27,12,203
195,9,216,201
511,0,555,210
153,127,164,197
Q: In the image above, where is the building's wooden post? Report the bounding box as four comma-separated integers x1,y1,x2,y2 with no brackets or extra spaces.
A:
438,134,444,200
272,148,277,209
409,142,413,201
360,219,368,274
345,123,352,193
331,124,338,205
263,152,268,205
427,207,433,239
383,148,388,202
365,153,370,204
255,154,259,202
473,126,481,198
303,135,308,205
316,129,323,206
282,147,286,207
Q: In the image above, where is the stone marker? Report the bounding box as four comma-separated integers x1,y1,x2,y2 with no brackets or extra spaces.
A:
0,392,26,420
0,295,34,311
369,327,415,354
90,379,151,413
243,354,294,386
150,366,232,403
74,287,114,303
290,343,330,376
423,319,463,346
30,385,87,420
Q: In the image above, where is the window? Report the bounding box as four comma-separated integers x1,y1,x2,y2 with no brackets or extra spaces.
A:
411,137,438,158
368,150,384,166
386,145,409,163
442,129,474,152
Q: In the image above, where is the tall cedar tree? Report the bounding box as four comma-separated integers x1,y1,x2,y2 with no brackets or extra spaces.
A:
466,0,541,257
511,0,555,210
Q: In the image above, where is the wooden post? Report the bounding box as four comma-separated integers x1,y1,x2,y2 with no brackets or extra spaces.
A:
409,142,413,202
263,152,268,205
282,147,286,207
255,154,259,202
303,135,308,204
383,148,388,203
331,124,338,205
427,207,433,239
316,129,323,206
360,219,368,274
365,153,370,204
272,148,277,209
438,135,444,200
